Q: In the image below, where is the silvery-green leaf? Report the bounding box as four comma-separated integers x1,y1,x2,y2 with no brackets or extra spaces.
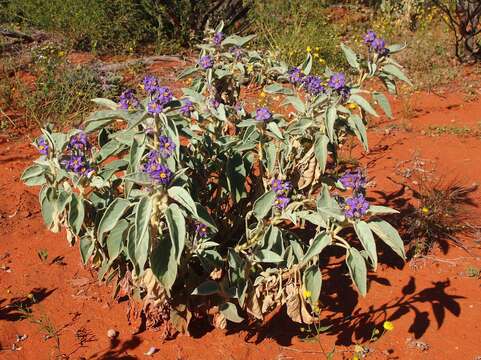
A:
168,186,198,216
151,235,177,292
354,221,378,270
300,53,312,75
325,106,337,141
387,43,406,53
106,219,129,261
264,143,276,173
194,203,218,232
282,96,306,113
348,114,368,151
134,196,152,270
253,191,276,220
368,205,399,215
254,249,284,263
97,198,131,245
69,193,84,235
264,83,293,95
346,247,367,296
177,66,198,80
382,64,412,86
79,235,93,265
21,164,46,186
303,265,322,305
302,232,331,264
314,134,329,173
368,219,405,260
165,203,186,264
219,302,243,323
349,94,378,117
372,92,393,119
266,122,284,140
221,34,255,47
341,43,360,70
92,98,118,110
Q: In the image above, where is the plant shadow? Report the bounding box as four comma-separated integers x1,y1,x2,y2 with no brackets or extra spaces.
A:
86,335,142,360
0,287,56,321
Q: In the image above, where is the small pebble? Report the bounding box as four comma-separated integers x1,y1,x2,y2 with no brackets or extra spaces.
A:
107,329,118,339
144,347,157,356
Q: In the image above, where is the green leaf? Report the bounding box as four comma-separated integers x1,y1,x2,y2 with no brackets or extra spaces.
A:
368,205,399,215
346,247,368,296
303,265,322,305
300,53,312,75
266,122,284,140
165,203,186,264
282,96,306,113
84,110,125,133
325,106,337,141
194,203,218,232
168,186,197,216
302,232,331,264
253,191,276,220
192,280,219,295
263,83,293,95
97,198,131,244
349,94,378,117
79,235,93,265
219,302,244,323
382,64,413,86
314,135,329,173
21,164,46,186
106,219,129,261
134,196,152,270
151,235,177,292
348,114,368,151
372,92,393,119
254,249,284,263
354,221,378,270
341,43,360,70
177,66,198,80
92,98,118,110
69,193,84,235
387,43,406,54
221,34,256,47
368,219,405,260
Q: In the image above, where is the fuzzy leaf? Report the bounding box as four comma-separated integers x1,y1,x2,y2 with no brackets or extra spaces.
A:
192,280,219,295
303,265,322,305
219,302,244,323
354,221,378,270
346,247,368,296
168,186,198,216
349,94,378,117
253,191,276,220
368,219,405,260
165,203,186,264
372,92,393,119
97,198,131,245
302,232,331,264
341,43,360,70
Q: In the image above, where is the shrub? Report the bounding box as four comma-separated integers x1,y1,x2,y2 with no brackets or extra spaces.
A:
22,24,409,333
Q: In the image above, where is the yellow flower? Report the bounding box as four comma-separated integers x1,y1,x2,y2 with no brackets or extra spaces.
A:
318,58,325,65
347,103,358,110
383,321,394,331
260,91,267,98
313,53,319,58
58,51,65,57
306,46,312,53
247,64,254,73
303,289,312,299
422,207,429,214
288,51,294,56
315,47,320,51
352,355,360,360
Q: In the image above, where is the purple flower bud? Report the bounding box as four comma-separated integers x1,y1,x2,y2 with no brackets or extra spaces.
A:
158,135,176,159
363,30,377,45
155,86,173,104
147,99,165,114
302,75,325,96
328,73,346,91
68,132,91,152
37,137,49,155
271,179,292,196
213,32,224,46
371,38,389,56
210,98,220,109
119,89,140,110
142,75,160,95
142,150,172,185
199,55,213,70
343,194,369,219
255,107,272,122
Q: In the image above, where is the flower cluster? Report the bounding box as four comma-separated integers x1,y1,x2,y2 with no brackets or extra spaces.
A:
118,89,140,110
143,76,174,115
339,168,369,219
255,107,272,122
288,67,304,85
271,178,292,210
62,132,94,177
328,73,350,100
199,55,214,70
302,75,325,96
36,137,49,155
364,30,389,56
142,150,172,185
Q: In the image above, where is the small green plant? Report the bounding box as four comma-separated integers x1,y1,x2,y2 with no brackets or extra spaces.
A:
465,265,481,278
22,24,408,334
37,248,49,262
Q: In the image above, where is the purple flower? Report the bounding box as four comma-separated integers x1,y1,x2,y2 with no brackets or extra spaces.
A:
344,194,369,219
158,135,176,158
195,223,208,238
371,38,389,56
229,46,244,60
363,30,377,45
62,155,93,177
210,98,220,109
143,75,159,95
147,99,165,114
288,67,304,85
302,75,325,96
339,169,366,190
68,132,91,152
274,196,290,210
155,86,173,104
255,107,272,122
180,99,194,117
271,179,292,196
118,89,140,110
213,32,224,46
37,137,49,155
328,73,346,91
199,55,213,70
142,150,172,185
